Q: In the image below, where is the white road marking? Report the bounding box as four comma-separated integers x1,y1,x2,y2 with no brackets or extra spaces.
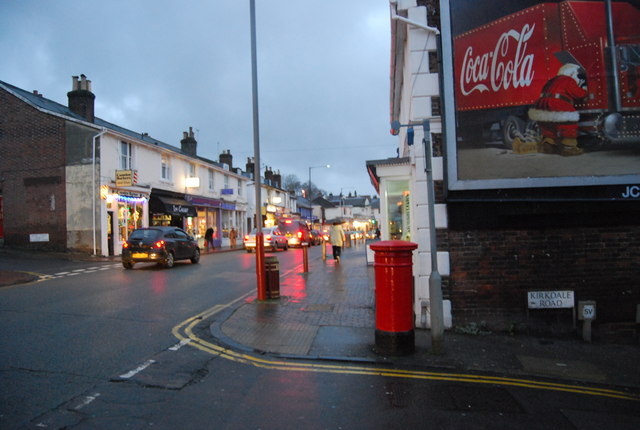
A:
119,359,156,379
169,339,192,351
73,393,101,410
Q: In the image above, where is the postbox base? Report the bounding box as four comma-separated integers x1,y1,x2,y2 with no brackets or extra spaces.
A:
374,329,414,356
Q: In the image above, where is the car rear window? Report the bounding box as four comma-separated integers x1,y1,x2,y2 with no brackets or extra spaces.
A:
279,222,307,233
130,229,161,240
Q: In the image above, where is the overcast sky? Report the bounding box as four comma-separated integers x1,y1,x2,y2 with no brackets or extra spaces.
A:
0,0,397,197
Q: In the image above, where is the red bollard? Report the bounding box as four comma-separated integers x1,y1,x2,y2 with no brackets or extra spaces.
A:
370,240,418,356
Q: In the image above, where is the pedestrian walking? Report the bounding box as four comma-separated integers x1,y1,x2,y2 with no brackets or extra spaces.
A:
329,221,346,263
204,227,214,252
230,227,237,248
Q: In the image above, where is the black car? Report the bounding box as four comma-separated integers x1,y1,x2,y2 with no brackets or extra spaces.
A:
122,226,200,269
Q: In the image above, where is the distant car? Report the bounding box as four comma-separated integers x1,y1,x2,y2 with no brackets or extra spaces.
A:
122,226,200,269
279,219,312,247
310,229,323,246
243,227,288,252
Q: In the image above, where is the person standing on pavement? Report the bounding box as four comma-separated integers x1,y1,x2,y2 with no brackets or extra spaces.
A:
204,227,214,252
329,221,346,262
229,227,237,248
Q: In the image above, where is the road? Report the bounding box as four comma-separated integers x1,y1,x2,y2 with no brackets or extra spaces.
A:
1,248,638,429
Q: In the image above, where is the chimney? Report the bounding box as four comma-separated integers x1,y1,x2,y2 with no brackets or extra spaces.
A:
219,149,233,169
273,170,282,189
67,74,95,122
180,127,197,157
245,157,255,179
264,166,274,186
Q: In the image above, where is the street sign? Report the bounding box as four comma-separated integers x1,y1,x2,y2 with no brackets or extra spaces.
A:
527,290,574,309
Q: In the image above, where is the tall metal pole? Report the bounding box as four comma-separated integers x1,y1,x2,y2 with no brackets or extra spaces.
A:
250,0,266,300
423,120,444,354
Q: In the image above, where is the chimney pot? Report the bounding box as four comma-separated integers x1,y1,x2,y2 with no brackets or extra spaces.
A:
68,74,95,122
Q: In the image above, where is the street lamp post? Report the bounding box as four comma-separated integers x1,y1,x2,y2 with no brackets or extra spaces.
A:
340,186,356,217
390,119,444,354
308,164,330,200
249,0,266,300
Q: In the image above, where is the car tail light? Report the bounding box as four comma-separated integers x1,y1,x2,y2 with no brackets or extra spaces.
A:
154,240,165,249
123,242,130,248
265,235,272,241
244,235,250,241
297,231,303,239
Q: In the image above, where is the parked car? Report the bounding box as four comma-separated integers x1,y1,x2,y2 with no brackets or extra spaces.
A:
279,219,312,247
122,226,200,269
243,227,288,252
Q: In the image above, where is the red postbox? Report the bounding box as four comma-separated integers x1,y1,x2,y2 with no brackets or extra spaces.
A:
370,240,418,356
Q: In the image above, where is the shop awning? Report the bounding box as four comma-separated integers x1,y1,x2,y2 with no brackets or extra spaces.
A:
150,195,197,217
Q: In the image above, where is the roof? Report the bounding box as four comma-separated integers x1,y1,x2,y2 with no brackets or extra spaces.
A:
311,196,336,208
365,156,410,194
0,79,233,171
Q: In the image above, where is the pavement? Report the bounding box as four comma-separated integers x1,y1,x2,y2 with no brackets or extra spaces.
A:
2,243,639,395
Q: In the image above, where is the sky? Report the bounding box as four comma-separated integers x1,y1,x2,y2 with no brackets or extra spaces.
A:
0,0,397,198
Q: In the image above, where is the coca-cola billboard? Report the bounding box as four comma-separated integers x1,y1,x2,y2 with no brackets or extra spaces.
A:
441,0,640,195
456,7,548,111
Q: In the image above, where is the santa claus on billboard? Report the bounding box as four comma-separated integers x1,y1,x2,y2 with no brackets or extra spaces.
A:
527,63,588,156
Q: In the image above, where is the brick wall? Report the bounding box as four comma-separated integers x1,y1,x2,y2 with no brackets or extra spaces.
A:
446,201,640,332
0,89,68,251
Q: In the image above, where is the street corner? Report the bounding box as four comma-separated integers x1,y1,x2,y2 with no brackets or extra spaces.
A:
0,270,39,287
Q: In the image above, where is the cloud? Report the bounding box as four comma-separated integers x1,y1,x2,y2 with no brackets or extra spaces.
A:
0,0,397,195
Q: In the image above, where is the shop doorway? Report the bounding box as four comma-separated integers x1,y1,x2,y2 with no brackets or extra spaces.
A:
107,211,114,256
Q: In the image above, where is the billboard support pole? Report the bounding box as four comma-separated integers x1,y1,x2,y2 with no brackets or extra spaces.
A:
423,120,444,354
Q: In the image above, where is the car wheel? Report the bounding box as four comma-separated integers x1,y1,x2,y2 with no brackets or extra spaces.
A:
191,248,200,264
283,242,288,251
164,252,175,268
246,248,253,253
123,261,134,269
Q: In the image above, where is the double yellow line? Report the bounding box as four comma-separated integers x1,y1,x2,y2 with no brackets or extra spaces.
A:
172,299,640,402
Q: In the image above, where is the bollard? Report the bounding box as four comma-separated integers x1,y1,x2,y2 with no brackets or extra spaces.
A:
264,255,280,299
370,240,418,356
302,243,309,272
322,239,327,261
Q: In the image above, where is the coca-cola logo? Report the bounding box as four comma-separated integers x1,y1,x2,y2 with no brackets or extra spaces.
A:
459,24,536,96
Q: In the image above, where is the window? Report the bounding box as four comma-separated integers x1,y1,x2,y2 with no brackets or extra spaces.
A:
189,163,197,177
161,155,172,180
208,169,215,190
431,96,441,117
385,180,410,241
120,141,133,170
428,51,439,73
224,174,229,189
237,178,242,196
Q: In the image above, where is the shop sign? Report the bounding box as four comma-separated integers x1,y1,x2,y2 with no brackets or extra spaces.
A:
527,290,574,309
171,204,193,214
115,170,133,187
221,202,236,210
118,191,146,198
221,188,234,195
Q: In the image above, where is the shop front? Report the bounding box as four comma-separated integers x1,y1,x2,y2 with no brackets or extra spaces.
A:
101,185,150,256
149,190,197,232
186,195,222,248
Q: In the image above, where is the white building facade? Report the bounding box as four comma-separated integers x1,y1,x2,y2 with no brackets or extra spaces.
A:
368,1,452,328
